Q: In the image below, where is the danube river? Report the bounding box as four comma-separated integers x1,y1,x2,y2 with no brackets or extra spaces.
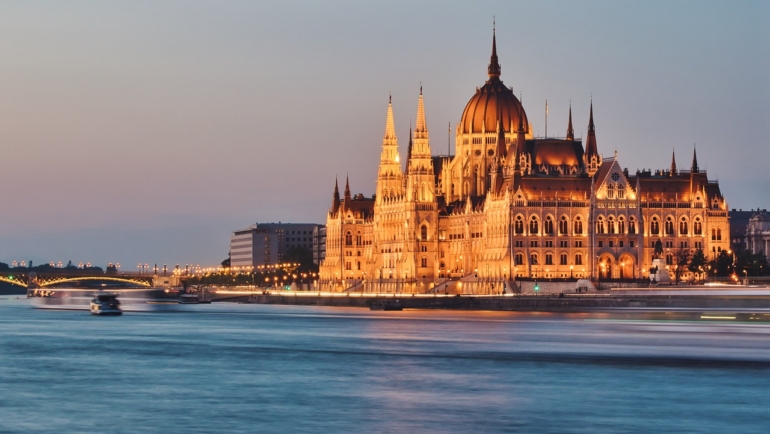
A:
2,298,769,433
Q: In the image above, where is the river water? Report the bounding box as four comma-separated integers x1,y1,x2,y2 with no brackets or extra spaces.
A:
1,298,769,433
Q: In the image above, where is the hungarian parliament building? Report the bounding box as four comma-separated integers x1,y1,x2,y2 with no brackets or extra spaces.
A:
319,31,730,289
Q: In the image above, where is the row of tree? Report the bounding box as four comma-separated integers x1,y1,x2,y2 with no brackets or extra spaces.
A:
665,248,769,283
0,261,104,273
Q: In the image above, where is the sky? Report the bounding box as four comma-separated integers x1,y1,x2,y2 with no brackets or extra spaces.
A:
0,0,767,269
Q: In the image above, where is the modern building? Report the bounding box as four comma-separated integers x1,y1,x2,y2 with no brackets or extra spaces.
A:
319,29,730,289
313,225,327,265
230,222,323,268
745,210,770,255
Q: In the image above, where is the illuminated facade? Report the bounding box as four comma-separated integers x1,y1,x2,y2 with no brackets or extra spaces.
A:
319,31,730,289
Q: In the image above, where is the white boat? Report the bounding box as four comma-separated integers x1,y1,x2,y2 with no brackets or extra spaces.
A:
89,293,122,315
28,287,185,312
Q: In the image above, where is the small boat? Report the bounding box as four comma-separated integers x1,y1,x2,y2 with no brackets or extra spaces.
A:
369,300,403,311
89,293,122,315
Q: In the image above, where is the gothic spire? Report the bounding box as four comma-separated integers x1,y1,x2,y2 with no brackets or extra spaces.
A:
332,177,340,214
496,106,507,159
406,126,413,168
384,94,396,141
344,175,351,200
488,23,501,79
670,149,677,176
585,100,598,158
414,86,428,139
566,103,574,141
691,144,699,173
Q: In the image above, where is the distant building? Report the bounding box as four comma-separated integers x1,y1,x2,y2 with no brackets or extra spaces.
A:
745,210,770,255
729,209,756,254
230,222,323,268
313,226,327,265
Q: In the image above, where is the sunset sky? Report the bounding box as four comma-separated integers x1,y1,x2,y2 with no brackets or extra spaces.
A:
0,0,767,268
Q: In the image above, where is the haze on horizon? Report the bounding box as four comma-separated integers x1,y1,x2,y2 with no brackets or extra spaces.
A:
0,0,767,269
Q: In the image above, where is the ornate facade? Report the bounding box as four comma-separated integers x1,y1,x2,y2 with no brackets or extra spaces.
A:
319,31,730,290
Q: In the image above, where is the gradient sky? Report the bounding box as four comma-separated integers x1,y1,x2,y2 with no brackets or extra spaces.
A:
0,0,767,269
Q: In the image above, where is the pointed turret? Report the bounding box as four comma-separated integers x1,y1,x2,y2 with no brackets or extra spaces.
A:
406,127,413,171
495,113,507,160
343,175,352,209
670,149,677,176
691,144,699,173
414,87,428,140
488,24,501,79
376,96,404,203
331,177,341,214
566,103,574,141
584,101,600,176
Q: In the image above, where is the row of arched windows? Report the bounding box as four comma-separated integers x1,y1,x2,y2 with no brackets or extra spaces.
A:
648,216,703,236
515,215,584,235
596,216,637,235
515,252,584,266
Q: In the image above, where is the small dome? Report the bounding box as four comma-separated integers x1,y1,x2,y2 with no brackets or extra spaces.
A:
460,78,528,135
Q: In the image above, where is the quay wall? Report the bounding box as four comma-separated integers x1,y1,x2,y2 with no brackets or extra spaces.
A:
219,292,770,312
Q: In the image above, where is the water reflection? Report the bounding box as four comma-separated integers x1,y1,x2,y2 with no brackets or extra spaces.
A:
1,299,769,433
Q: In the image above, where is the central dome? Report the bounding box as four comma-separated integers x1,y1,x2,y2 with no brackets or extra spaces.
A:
459,32,528,135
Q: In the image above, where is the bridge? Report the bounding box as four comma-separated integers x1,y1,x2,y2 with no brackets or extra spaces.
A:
0,271,171,289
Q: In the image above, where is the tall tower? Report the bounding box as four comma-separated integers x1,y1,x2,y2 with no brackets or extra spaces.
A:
406,88,435,202
376,96,405,204
583,101,600,176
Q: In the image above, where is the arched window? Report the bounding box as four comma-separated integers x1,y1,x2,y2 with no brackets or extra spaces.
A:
560,253,568,265
711,228,716,241
559,216,569,235
607,184,615,199
574,217,583,235
545,253,553,265
420,182,427,201
608,216,616,234
545,216,554,235
515,216,524,234
596,216,605,234
530,253,538,265
618,186,625,199
651,217,660,235
717,228,722,241
421,257,427,268
515,253,524,265
345,231,352,246
629,217,636,234
679,217,688,235
665,217,674,235
575,253,583,266
666,254,673,265
421,225,428,241
694,219,702,235
529,216,539,235
618,217,625,235
356,232,362,246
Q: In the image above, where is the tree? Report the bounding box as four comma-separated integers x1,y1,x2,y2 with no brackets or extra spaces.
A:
221,257,231,268
283,246,316,272
672,248,690,284
688,249,708,280
709,250,738,277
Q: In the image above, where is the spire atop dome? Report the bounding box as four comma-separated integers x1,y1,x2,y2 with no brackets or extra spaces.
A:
691,144,699,173
496,108,507,159
670,149,677,176
566,103,574,141
488,23,501,79
588,99,595,133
